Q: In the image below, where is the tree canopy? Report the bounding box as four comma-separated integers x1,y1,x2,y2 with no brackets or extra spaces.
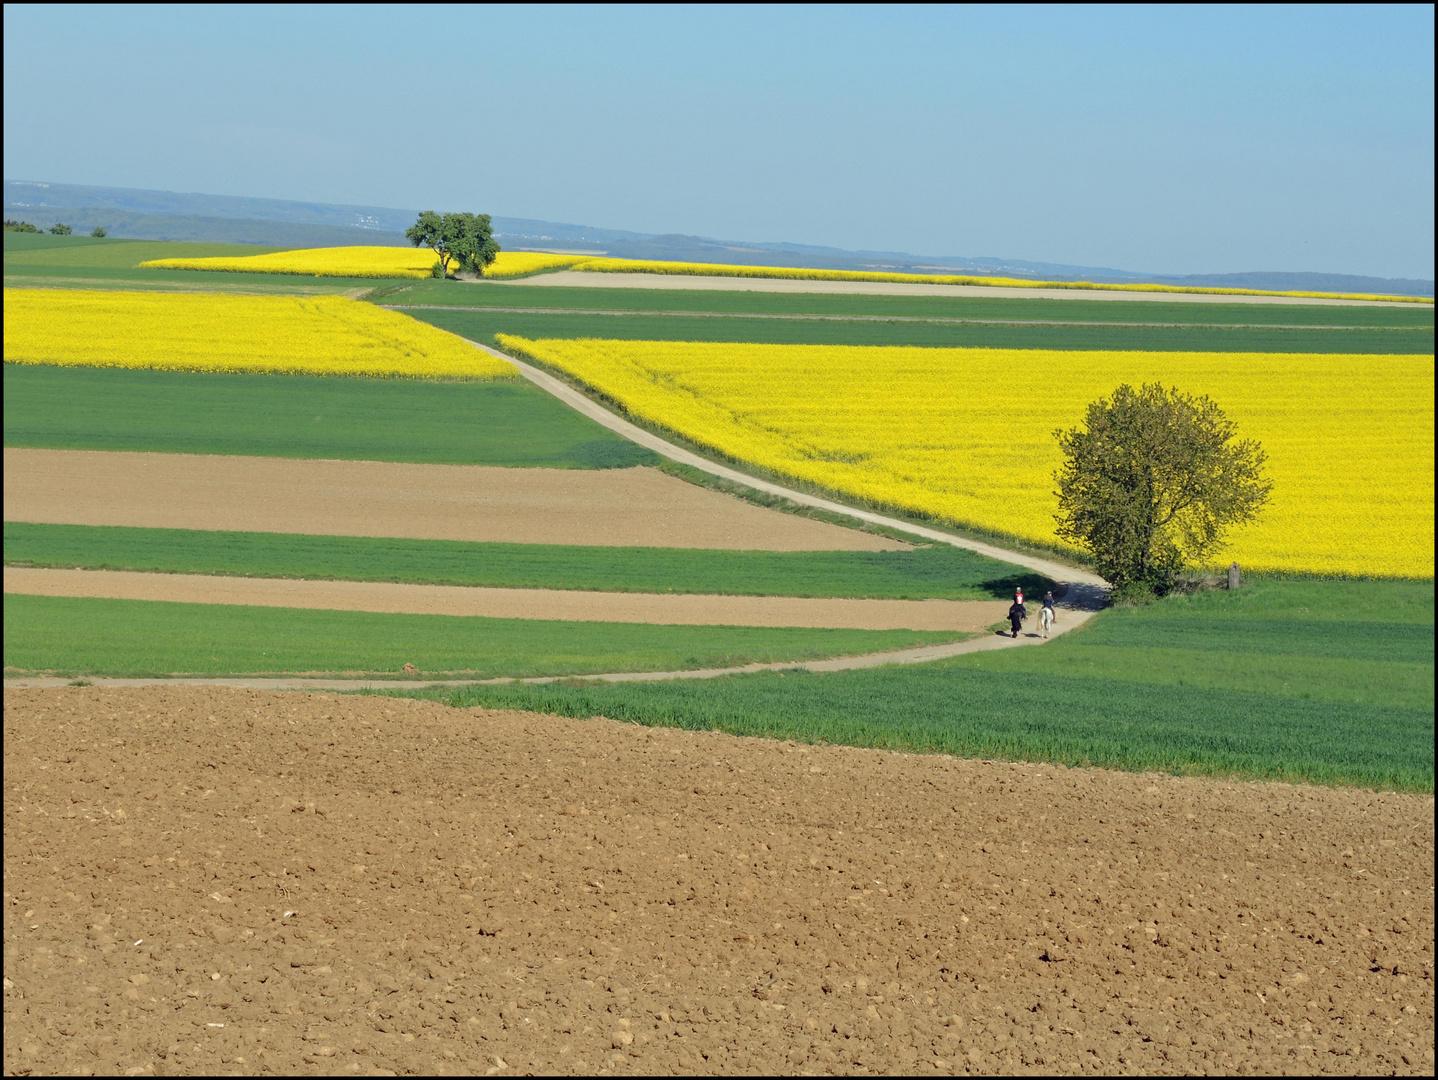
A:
405,211,500,278
1053,382,1271,593
48,222,72,235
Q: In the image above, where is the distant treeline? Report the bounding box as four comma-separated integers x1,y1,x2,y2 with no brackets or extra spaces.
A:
2,207,409,248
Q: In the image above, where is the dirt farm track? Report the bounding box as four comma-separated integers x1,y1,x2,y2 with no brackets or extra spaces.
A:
3,686,1432,1076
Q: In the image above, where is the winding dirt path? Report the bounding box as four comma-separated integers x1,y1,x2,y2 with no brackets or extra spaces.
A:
4,618,1085,692
3,598,1088,688
471,342,1110,608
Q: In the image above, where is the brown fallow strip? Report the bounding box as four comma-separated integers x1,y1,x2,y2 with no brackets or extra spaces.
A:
2,567,1006,631
3,448,902,552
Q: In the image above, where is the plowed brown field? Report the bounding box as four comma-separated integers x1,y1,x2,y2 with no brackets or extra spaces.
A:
4,686,1433,1076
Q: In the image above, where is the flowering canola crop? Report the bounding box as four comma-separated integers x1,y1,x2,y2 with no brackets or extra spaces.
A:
138,246,1432,302
4,288,515,379
499,337,1435,577
138,247,585,280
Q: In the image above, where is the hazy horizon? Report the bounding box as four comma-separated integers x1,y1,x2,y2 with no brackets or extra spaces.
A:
4,5,1433,279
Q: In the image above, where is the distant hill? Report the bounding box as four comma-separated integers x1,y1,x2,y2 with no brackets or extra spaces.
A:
7,180,1431,296
1146,270,1436,298
2,209,409,248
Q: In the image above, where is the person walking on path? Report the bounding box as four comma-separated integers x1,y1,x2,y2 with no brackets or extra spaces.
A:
1007,597,1027,638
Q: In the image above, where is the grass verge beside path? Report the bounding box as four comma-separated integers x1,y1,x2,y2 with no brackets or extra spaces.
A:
397,579,1434,791
377,280,1438,328
403,307,1433,355
3,364,658,468
3,523,1053,600
1,594,965,679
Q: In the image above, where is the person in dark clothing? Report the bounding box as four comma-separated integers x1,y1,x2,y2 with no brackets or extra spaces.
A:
1039,590,1056,637
1007,599,1027,638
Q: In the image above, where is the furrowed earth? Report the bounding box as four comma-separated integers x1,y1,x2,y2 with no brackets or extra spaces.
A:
4,686,1433,1077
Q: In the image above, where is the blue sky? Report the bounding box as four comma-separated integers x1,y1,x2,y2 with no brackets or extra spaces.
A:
4,4,1433,278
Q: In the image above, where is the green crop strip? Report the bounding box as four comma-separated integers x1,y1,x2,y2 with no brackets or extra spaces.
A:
1,594,967,679
375,279,1436,328
3,234,291,264
3,235,394,293
403,308,1432,354
395,579,1434,791
2,364,658,468
3,523,1051,600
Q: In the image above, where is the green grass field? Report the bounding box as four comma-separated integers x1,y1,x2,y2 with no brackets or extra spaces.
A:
2,364,658,467
959,579,1434,709
3,233,287,264
1,593,966,679
395,579,1434,791
2,233,382,293
401,307,1432,354
3,522,1051,600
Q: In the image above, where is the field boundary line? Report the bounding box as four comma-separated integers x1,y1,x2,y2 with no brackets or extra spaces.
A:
3,567,1012,631
385,304,1427,332
2,607,1090,689
471,340,1109,602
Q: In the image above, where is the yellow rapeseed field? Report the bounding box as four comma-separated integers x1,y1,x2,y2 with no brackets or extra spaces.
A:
138,247,584,279
4,288,515,379
499,337,1435,577
482,252,591,277
138,246,1432,302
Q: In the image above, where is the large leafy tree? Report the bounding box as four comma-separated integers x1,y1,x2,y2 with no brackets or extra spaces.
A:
1053,382,1271,592
405,211,500,278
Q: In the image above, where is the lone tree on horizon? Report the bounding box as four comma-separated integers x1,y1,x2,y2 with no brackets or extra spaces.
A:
406,211,500,278
1053,382,1271,595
